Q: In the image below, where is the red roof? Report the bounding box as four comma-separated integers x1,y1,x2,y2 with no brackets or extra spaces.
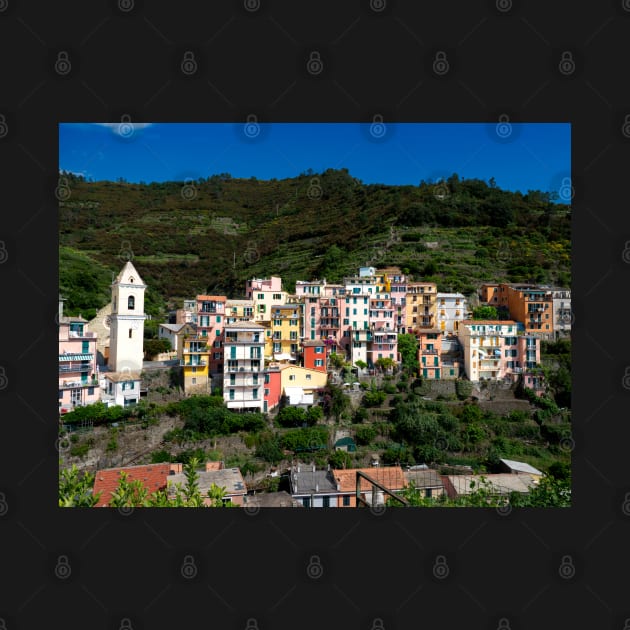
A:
93,464,171,507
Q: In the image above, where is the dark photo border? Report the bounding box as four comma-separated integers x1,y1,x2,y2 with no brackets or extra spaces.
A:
2,2,630,629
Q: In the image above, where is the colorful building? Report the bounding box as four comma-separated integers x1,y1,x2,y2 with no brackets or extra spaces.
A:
302,341,327,372
436,292,469,334
263,365,282,413
223,321,266,412
458,320,543,391
405,282,437,331
177,323,211,395
225,298,254,324
416,328,443,379
245,276,282,300
58,297,100,414
268,303,304,361
503,284,554,336
550,288,571,336
280,365,328,406
196,295,227,374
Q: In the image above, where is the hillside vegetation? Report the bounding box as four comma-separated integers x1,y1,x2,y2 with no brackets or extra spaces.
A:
59,169,570,317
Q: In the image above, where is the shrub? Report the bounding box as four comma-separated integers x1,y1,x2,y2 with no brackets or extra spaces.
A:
354,407,369,423
150,450,172,463
383,383,397,394
354,425,377,446
363,391,386,407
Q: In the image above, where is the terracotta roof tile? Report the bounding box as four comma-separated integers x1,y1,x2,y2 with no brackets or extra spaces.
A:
331,467,407,493
93,464,171,507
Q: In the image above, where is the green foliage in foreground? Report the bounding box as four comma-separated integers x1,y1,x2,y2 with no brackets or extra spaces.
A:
389,473,571,508
59,458,234,507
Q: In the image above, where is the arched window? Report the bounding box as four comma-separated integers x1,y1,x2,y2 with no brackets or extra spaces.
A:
128,295,135,310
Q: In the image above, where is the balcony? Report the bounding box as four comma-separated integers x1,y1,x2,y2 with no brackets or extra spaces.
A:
59,364,92,374
421,349,438,355
67,331,96,339
180,360,208,367
60,379,99,389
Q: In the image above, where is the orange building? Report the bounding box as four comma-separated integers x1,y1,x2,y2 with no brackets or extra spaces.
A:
196,295,227,374
302,341,327,372
416,328,443,379
503,284,554,335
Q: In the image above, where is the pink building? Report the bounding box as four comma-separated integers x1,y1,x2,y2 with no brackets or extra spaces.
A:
196,295,227,375
58,297,100,415
245,276,282,300
458,320,544,393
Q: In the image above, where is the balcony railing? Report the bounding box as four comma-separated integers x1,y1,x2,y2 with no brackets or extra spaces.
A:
59,364,92,373
180,360,208,367
60,379,99,389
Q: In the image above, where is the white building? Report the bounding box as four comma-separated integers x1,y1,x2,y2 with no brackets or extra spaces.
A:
436,292,470,334
550,288,571,335
223,321,266,412
158,323,187,353
101,261,146,408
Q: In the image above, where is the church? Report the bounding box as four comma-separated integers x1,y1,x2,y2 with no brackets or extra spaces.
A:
99,260,147,407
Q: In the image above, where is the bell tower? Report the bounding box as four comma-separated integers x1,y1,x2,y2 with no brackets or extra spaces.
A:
108,261,146,372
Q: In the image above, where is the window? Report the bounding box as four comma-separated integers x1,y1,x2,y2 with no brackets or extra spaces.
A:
216,316,221,323
289,374,295,381
192,367,197,373
253,388,259,399
306,374,311,380
128,328,132,338
322,496,330,508
257,293,264,299
264,373,270,384
425,488,433,498
315,359,324,367
191,378,196,385
230,374,235,385
302,497,311,507
213,352,221,360
342,495,350,506
128,295,135,310
229,389,235,400
273,293,282,300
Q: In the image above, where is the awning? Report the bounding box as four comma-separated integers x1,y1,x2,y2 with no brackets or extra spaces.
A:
274,353,295,361
59,353,93,361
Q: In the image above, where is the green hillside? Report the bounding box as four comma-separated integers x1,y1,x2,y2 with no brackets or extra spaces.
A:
59,169,571,316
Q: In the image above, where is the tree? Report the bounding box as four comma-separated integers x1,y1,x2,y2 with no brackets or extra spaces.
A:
59,464,101,507
472,305,498,320
144,338,171,359
397,333,419,375
375,357,396,373
355,360,367,373
329,449,352,469
276,406,307,428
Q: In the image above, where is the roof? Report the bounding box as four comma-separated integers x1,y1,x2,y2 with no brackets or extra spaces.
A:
445,473,538,496
499,459,544,475
167,468,247,496
205,461,224,471
114,261,145,286
93,463,171,507
302,340,326,347
226,299,253,306
103,371,142,382
196,295,227,301
291,469,338,495
159,323,187,333
59,353,93,361
332,467,407,493
243,491,304,508
436,292,466,298
58,315,88,324
404,470,444,489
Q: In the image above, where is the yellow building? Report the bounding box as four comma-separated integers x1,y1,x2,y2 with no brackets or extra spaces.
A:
252,289,288,322
280,365,328,405
267,303,304,362
225,299,254,324
176,323,211,394
405,282,437,332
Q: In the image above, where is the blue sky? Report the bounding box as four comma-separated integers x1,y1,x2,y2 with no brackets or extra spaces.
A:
59,122,570,197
